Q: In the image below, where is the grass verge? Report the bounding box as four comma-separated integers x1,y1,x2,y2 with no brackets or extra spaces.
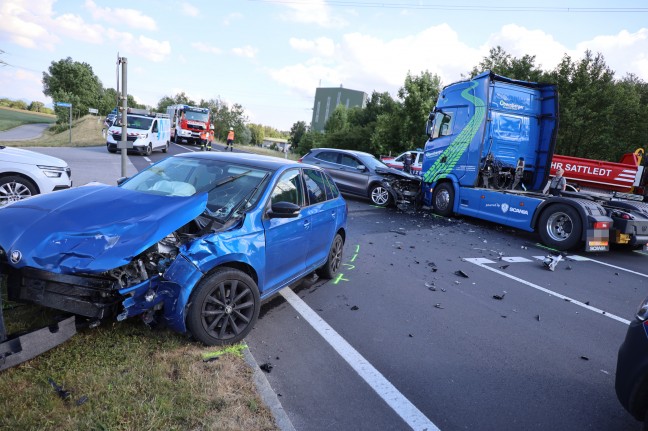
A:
1,298,279,430
0,107,56,131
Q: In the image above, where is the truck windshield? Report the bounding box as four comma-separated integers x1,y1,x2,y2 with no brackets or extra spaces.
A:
184,110,209,122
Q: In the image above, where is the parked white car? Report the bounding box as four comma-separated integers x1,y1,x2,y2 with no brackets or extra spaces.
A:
0,145,72,206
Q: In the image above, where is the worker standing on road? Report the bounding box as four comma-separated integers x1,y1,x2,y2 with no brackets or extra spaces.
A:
226,127,235,151
403,151,413,173
200,129,211,151
543,167,567,196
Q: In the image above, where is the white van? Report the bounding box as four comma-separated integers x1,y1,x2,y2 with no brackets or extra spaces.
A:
106,110,171,156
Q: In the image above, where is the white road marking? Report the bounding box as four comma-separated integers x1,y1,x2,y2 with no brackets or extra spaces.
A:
144,156,152,164
501,256,532,263
463,258,631,325
281,288,440,431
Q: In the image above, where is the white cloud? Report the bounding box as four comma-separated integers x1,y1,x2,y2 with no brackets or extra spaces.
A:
105,29,171,62
268,61,344,96
223,12,243,26
232,45,258,59
192,42,222,55
84,0,157,31
0,0,59,50
0,67,49,103
289,37,335,57
484,24,570,71
279,0,346,28
54,13,103,44
181,2,199,17
577,28,648,79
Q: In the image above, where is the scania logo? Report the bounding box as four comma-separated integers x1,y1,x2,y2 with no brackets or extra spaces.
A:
10,250,22,264
501,203,509,213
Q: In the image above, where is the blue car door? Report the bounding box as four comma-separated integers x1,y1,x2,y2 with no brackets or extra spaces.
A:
262,169,308,292
301,168,338,270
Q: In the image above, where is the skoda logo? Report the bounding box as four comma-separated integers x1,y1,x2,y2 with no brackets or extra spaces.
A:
501,203,509,213
10,250,22,264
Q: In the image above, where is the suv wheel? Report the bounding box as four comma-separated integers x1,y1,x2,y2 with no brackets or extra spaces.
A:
370,184,391,207
0,176,38,206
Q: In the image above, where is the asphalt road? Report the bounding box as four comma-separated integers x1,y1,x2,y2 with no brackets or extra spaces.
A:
21,143,648,431
0,123,50,141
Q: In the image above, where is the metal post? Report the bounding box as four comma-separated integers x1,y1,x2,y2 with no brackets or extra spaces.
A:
68,105,72,145
120,57,128,178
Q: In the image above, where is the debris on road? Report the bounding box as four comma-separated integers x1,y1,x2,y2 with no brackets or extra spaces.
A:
492,291,507,300
260,363,274,373
499,264,510,270
425,282,436,291
390,229,407,235
535,315,541,321
580,356,589,361
434,303,444,309
454,270,469,278
350,305,359,311
542,253,564,271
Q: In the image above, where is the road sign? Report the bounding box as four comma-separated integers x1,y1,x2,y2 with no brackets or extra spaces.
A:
56,102,71,108
88,108,98,114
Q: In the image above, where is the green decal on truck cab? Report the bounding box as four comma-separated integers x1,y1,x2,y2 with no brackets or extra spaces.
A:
422,81,486,183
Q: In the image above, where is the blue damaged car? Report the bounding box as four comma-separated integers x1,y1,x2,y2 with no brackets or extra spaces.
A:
0,152,347,346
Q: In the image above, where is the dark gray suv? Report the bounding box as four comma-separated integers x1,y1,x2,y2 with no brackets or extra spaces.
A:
299,148,420,207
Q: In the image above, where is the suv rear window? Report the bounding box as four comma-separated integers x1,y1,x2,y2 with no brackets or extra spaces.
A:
315,151,339,163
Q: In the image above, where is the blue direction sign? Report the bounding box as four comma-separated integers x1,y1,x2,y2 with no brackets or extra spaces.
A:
56,102,71,107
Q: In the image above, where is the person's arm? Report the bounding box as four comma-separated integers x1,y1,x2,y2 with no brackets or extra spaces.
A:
543,181,550,194
561,177,567,191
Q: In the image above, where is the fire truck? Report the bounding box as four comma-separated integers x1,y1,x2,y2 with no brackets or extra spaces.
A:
166,104,211,146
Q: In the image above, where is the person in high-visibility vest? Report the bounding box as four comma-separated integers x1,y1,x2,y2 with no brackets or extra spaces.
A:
226,128,235,151
200,129,211,151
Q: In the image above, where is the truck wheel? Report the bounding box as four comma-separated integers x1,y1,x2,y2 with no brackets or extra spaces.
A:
538,204,582,250
186,268,260,346
0,175,38,206
433,182,454,216
316,233,344,279
370,184,391,206
144,143,152,156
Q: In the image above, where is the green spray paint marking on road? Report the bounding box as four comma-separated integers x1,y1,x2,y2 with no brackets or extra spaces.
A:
332,244,360,284
423,81,486,183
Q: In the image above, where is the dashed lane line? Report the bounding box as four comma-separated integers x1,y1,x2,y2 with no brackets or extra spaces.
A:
463,258,631,325
280,288,440,431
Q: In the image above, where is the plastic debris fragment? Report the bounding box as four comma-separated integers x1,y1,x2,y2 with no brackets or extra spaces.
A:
48,377,71,401
454,270,469,278
260,363,273,373
492,291,507,300
543,253,564,271
350,305,359,311
434,303,444,309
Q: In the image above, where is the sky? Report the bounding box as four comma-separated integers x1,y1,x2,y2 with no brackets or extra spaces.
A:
1,0,647,131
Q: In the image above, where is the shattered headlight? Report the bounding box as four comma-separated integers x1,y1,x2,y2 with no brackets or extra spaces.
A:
636,296,648,322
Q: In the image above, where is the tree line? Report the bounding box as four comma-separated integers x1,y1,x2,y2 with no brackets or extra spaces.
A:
288,47,648,163
40,57,285,145
33,49,648,161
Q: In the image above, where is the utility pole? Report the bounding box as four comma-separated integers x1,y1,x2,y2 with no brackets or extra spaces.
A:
117,56,128,178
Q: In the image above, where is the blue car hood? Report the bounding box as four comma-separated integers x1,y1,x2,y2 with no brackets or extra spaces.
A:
0,184,207,273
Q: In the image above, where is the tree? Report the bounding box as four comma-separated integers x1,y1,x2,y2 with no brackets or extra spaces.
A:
546,51,616,159
43,57,103,124
288,121,307,151
248,123,265,145
469,46,544,81
324,104,348,133
398,71,441,151
28,101,44,112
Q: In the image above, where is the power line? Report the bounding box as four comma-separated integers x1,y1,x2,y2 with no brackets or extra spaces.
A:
248,0,648,13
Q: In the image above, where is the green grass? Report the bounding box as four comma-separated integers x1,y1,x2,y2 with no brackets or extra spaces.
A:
0,297,278,430
0,107,56,131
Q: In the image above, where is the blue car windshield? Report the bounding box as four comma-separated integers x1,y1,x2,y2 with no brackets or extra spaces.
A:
121,157,271,220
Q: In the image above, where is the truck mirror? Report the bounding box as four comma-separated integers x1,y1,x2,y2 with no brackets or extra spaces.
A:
426,119,434,138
